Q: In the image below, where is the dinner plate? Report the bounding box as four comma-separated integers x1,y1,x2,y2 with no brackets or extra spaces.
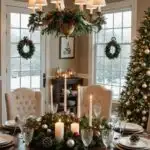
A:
5,120,17,127
0,134,14,147
119,136,150,149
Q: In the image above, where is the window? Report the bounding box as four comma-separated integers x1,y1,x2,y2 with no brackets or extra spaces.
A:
94,9,132,100
9,13,41,91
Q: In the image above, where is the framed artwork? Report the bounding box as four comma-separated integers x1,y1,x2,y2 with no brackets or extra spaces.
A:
59,36,75,59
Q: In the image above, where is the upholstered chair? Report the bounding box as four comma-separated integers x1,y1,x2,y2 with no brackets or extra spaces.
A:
147,110,150,132
81,85,112,120
5,88,41,120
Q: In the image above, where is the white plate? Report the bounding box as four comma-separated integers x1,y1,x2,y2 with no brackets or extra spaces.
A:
119,136,150,149
116,122,144,132
5,120,17,127
0,134,14,146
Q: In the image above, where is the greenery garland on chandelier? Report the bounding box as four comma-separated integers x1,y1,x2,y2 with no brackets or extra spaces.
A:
25,113,110,150
28,9,105,37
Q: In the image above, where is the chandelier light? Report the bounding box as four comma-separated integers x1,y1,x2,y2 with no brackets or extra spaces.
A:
28,0,106,37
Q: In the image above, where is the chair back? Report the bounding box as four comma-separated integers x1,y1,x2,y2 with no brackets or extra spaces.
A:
147,110,150,132
81,85,112,119
5,88,41,120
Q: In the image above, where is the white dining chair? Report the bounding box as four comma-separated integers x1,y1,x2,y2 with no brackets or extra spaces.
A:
5,88,41,120
81,85,112,120
147,110,150,133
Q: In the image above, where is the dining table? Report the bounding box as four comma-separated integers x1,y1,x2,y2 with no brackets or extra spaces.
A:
0,126,149,150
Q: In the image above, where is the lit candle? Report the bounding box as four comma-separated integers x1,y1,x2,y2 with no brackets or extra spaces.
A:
50,85,53,113
77,85,81,118
89,94,93,127
71,122,79,133
55,119,64,141
64,74,67,112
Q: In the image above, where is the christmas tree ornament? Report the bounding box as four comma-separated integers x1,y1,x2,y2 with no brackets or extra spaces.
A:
66,139,75,148
141,123,145,127
144,49,150,54
42,124,48,129
142,116,147,122
143,95,147,100
142,83,147,88
134,88,140,94
142,110,147,115
142,63,146,67
127,92,130,95
136,109,140,112
125,101,130,106
146,69,150,76
47,129,52,133
127,110,131,116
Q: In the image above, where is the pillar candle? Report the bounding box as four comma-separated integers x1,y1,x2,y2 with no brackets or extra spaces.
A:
89,94,93,127
55,119,64,141
64,74,67,112
50,85,53,113
77,85,81,118
71,122,79,133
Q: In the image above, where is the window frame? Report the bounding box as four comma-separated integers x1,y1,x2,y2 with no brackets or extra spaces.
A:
89,0,137,102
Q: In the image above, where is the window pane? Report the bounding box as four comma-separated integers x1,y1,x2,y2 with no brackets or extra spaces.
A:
31,71,40,88
11,71,20,89
96,70,104,84
31,31,40,43
104,70,112,85
21,71,30,88
96,57,104,69
112,71,121,86
21,29,30,39
11,13,20,28
123,11,131,27
34,44,41,56
105,29,113,43
121,45,131,58
31,56,41,70
97,30,105,43
114,29,122,43
11,58,20,71
114,12,122,28
112,86,120,98
121,59,130,71
112,58,121,71
11,44,19,57
21,14,29,28
121,72,127,86
123,28,131,43
21,58,30,71
104,57,112,71
96,44,105,56
104,13,113,28
11,29,20,43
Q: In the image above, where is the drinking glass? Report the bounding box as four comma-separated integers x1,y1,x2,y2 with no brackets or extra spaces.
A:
22,127,34,146
101,130,113,149
119,121,127,136
81,129,93,150
93,104,101,118
53,103,58,114
110,111,119,129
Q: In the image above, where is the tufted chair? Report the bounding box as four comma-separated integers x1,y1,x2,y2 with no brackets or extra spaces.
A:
81,85,112,120
147,110,150,132
5,88,41,120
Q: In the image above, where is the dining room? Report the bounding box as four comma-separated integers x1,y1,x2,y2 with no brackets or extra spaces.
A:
0,0,150,149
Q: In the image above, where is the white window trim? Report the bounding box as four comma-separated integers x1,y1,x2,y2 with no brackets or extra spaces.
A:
88,0,137,103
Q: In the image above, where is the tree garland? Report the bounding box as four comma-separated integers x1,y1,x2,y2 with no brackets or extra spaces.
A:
17,36,35,59
105,37,121,59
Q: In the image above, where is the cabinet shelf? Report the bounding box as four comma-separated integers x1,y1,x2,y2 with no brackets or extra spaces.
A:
51,77,83,113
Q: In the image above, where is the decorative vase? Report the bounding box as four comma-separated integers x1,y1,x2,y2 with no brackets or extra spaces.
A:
61,23,75,36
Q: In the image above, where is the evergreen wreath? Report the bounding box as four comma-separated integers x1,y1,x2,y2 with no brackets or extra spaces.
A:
105,37,121,59
17,36,35,59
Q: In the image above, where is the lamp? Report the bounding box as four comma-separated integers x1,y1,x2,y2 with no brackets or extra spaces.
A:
86,0,97,14
28,0,39,12
93,0,106,6
36,0,48,6
50,0,62,4
74,0,87,5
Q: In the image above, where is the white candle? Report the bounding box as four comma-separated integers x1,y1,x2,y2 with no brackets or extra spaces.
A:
50,85,53,113
77,85,81,118
55,119,64,141
89,94,93,127
71,122,79,133
64,74,67,112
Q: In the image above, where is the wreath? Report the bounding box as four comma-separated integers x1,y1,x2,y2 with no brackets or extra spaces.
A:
17,36,35,59
105,37,121,59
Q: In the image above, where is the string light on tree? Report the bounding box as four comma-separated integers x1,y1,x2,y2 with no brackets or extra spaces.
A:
144,49,150,54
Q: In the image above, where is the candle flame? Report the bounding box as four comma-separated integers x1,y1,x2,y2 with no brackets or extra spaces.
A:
78,85,80,89
90,94,93,100
59,119,61,122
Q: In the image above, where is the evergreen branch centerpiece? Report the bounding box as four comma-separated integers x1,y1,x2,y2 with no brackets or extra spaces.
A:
26,113,110,150
28,9,105,37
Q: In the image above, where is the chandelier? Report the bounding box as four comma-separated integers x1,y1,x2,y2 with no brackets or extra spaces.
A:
28,0,106,37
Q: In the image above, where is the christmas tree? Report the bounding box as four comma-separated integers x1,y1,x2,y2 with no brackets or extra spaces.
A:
119,8,150,128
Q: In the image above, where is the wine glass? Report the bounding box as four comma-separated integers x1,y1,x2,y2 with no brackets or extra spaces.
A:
93,104,101,118
101,130,113,149
110,111,119,129
53,103,58,114
81,129,93,150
